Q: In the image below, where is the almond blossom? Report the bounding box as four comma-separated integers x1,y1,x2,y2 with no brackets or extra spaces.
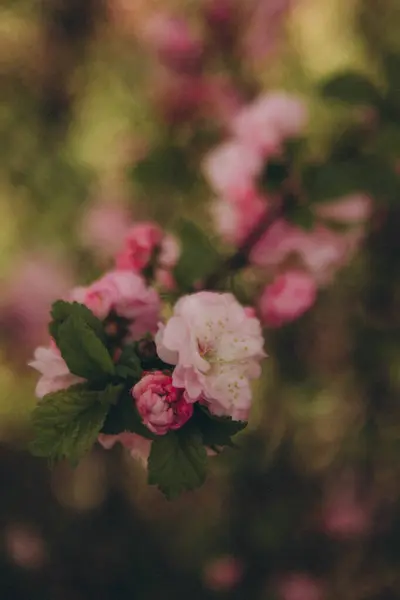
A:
156,291,265,421
231,92,307,154
70,270,161,339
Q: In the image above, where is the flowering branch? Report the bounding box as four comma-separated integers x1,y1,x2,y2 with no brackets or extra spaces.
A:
203,201,284,290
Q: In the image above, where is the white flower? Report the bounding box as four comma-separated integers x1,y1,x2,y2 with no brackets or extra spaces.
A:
156,292,266,420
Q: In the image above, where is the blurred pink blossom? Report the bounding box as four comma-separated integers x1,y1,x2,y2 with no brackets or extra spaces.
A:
203,140,263,200
231,92,307,154
0,256,73,365
116,222,164,272
133,371,193,435
78,202,131,260
98,432,152,467
259,270,317,327
203,555,244,591
5,524,47,570
211,192,267,244
322,471,374,538
277,573,325,600
242,0,292,62
314,194,372,224
141,14,204,73
251,219,364,285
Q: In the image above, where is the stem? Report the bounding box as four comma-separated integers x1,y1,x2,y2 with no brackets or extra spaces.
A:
203,201,284,289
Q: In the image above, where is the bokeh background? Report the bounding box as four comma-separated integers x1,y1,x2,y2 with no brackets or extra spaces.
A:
1,0,400,598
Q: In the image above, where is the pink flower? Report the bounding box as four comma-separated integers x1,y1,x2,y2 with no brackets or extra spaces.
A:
211,191,267,245
251,220,361,285
251,218,301,266
141,14,203,73
158,234,181,268
295,225,357,284
259,270,317,327
115,222,163,272
203,555,244,591
241,0,291,63
98,432,152,467
133,371,193,435
156,292,265,420
70,280,117,321
277,573,325,600
202,140,263,200
314,194,372,224
29,344,84,398
78,202,131,260
231,92,307,154
71,271,161,339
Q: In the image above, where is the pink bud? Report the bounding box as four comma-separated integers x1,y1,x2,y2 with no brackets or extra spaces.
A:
132,371,193,435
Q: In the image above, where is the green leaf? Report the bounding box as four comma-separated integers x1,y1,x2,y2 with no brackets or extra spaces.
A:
30,384,121,464
101,390,155,440
196,407,247,447
286,205,315,231
383,52,400,105
57,314,115,380
173,219,220,291
320,72,381,105
148,426,207,499
115,344,142,380
50,301,106,346
303,159,400,205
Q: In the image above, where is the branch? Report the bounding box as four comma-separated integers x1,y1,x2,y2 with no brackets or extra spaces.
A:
203,201,284,290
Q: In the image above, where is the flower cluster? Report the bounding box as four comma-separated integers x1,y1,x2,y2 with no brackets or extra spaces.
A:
29,227,265,498
202,92,372,327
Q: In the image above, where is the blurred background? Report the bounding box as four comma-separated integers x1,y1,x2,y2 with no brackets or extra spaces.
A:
1,0,400,598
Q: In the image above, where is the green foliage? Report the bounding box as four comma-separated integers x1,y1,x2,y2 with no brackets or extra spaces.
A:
320,72,382,105
30,384,122,464
375,125,400,159
383,52,400,105
57,314,115,381
173,219,221,291
148,426,208,499
50,301,106,345
101,389,155,440
303,159,400,205
196,406,247,447
115,344,143,380
285,204,315,231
